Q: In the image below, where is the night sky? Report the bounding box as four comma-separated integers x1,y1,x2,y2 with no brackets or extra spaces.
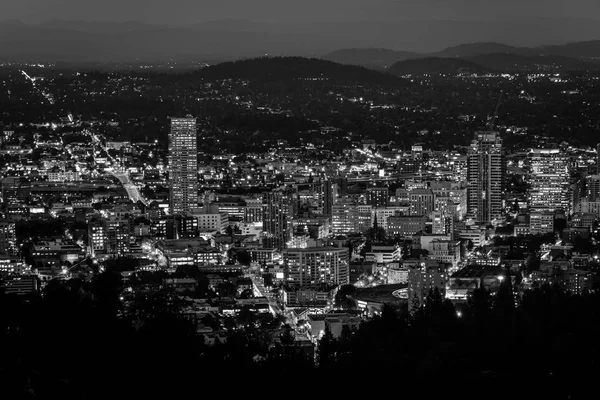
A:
2,0,598,24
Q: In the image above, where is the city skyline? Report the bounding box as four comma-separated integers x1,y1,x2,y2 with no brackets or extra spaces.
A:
3,3,600,396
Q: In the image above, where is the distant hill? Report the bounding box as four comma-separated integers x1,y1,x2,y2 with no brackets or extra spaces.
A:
388,57,493,76
538,40,600,58
467,53,600,72
194,56,405,86
432,42,534,58
322,48,421,70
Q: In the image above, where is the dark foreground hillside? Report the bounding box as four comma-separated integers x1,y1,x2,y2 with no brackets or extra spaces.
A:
0,278,597,399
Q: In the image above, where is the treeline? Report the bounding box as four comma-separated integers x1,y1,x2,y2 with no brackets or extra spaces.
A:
1,272,599,399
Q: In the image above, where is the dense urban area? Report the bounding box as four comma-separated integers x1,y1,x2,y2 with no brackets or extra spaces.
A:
2,57,600,398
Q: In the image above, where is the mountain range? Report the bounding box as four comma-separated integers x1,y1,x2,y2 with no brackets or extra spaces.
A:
3,18,600,63
325,42,600,74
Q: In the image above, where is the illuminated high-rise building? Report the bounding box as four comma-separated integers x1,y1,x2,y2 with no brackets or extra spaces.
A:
467,132,505,223
366,187,389,208
88,217,131,256
528,149,571,214
331,198,358,235
263,191,294,249
283,247,349,287
597,143,600,174
88,218,107,257
588,175,600,202
169,117,198,214
0,219,17,256
409,188,434,217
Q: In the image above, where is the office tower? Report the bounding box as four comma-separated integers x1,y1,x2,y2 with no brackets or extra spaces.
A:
357,205,373,233
89,217,131,256
88,218,107,257
1,177,27,204
530,211,555,235
408,262,448,312
331,198,358,235
322,180,334,217
168,117,198,214
263,192,290,249
597,143,600,174
106,216,131,255
452,155,468,183
387,215,427,238
528,149,571,214
432,211,454,235
283,247,350,287
409,188,434,216
467,132,505,223
588,175,600,202
366,187,389,207
175,214,199,238
0,220,17,256
244,198,263,223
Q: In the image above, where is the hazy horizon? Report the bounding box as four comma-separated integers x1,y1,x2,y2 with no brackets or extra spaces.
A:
3,1,600,62
2,0,600,25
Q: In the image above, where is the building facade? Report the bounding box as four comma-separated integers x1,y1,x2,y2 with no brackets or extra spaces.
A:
528,149,571,213
169,117,198,214
283,247,350,287
467,132,505,223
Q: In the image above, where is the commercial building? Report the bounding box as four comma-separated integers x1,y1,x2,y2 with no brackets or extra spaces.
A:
364,245,402,264
331,199,358,235
169,117,198,214
194,213,228,233
0,219,17,256
530,211,555,235
407,261,448,311
263,191,292,249
283,247,350,287
88,216,131,256
409,188,434,217
372,207,402,231
429,240,461,268
387,215,427,237
467,132,505,223
528,149,571,213
356,205,373,233
366,187,389,208
0,275,38,295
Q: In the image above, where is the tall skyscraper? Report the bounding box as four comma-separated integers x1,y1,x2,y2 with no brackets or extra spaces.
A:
263,192,292,249
467,132,505,223
0,219,17,256
587,175,600,202
528,149,571,214
322,180,334,217
597,143,600,174
169,117,198,214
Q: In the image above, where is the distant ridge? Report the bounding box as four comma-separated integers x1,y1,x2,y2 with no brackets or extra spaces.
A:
326,41,600,71
387,57,493,76
322,48,421,70
467,53,600,72
193,56,404,86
